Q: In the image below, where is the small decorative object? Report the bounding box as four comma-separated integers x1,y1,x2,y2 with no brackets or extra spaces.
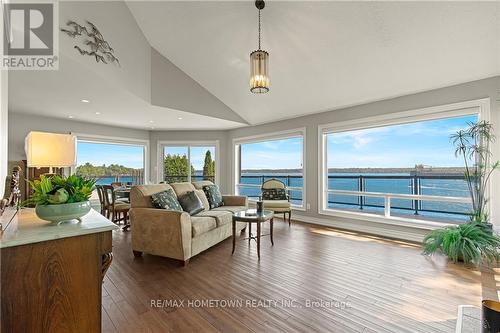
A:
249,0,269,93
256,200,264,213
61,20,120,65
422,121,500,266
482,300,500,333
26,175,96,224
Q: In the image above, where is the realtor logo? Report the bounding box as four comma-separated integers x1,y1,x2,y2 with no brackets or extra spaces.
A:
1,1,58,69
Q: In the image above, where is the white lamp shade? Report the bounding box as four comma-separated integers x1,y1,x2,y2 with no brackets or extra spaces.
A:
25,131,77,168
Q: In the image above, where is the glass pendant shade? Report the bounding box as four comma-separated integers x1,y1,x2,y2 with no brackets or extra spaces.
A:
250,50,269,93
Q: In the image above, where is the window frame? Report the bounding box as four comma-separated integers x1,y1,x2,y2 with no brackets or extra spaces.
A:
318,98,491,226
72,133,150,183
232,127,307,210
157,140,220,186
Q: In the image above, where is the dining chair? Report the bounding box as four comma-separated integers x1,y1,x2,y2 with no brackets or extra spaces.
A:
102,185,131,229
95,185,106,215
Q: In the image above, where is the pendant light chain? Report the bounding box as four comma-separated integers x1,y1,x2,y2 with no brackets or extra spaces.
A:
258,8,261,50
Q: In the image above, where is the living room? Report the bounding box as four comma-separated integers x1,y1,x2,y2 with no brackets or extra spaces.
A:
1,1,499,332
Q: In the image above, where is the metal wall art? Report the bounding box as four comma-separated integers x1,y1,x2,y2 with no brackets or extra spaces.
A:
61,20,120,65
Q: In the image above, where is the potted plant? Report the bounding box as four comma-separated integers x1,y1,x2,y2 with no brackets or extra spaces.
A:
422,121,500,266
26,174,96,223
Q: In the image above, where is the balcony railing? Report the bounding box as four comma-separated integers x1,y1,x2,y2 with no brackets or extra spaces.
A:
238,175,303,205
238,174,472,219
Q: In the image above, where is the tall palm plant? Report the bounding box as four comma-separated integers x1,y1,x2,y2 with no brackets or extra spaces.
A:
423,121,500,266
450,121,500,225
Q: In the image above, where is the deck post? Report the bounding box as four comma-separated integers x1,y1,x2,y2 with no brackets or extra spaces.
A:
384,196,391,217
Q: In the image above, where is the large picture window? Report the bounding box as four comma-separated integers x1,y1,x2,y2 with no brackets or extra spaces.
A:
234,129,305,209
319,101,489,224
160,142,218,184
76,140,146,185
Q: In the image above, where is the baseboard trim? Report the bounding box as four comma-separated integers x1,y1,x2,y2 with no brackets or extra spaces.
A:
291,213,427,243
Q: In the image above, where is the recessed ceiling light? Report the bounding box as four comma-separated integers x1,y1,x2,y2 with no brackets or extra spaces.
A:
81,99,90,103
150,126,155,130
68,115,74,119
149,120,154,123
177,117,183,120
95,112,101,115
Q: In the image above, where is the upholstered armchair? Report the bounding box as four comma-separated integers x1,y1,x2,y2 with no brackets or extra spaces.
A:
260,179,292,225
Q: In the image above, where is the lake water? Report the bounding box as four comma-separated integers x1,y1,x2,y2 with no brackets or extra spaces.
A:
239,172,471,222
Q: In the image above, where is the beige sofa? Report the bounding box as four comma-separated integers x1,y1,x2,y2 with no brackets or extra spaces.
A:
129,181,247,265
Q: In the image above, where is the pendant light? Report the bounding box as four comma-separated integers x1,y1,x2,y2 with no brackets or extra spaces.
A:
250,0,269,94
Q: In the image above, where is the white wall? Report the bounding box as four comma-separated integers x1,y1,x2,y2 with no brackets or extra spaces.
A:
0,69,7,198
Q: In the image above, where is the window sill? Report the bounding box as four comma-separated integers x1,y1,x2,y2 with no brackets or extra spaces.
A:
318,208,456,231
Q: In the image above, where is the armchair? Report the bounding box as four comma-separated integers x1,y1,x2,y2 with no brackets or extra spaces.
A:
260,179,292,225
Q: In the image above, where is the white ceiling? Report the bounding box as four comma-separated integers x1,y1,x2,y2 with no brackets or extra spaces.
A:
8,53,245,130
128,1,500,125
9,1,500,130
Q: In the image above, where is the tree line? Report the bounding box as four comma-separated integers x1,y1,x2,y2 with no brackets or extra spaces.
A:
75,162,143,177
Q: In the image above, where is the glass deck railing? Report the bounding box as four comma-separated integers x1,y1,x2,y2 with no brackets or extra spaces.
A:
238,174,472,221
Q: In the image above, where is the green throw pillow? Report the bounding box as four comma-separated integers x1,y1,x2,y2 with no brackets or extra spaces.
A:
151,189,183,212
202,185,224,209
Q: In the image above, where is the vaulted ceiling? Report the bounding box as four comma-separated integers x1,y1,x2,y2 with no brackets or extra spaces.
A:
9,1,500,130
128,1,500,125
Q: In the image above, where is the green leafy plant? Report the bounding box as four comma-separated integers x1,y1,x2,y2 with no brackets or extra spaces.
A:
26,174,96,206
423,222,500,266
450,121,500,224
423,121,500,266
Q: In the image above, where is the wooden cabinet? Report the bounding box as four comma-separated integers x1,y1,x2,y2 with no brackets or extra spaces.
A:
0,209,117,333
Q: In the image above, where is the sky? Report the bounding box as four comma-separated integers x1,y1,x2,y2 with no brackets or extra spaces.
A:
241,137,303,170
77,142,145,168
327,114,477,168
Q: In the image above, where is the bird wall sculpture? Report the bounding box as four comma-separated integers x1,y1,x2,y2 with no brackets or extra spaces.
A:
61,20,120,66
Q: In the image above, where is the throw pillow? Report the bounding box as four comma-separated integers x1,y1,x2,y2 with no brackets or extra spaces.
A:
151,189,183,211
178,191,204,216
262,188,287,200
195,189,210,211
202,184,224,209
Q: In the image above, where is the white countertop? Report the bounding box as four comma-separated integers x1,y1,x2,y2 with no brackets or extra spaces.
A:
0,208,118,248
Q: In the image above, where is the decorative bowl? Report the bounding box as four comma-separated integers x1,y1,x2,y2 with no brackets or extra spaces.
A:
35,201,91,223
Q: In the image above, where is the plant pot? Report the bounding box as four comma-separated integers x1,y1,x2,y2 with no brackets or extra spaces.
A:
35,201,91,223
482,300,500,333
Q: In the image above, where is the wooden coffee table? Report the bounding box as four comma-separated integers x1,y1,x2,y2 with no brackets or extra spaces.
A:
232,209,274,259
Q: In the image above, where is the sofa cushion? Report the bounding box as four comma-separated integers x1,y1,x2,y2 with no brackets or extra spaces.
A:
263,200,291,209
170,182,196,198
203,184,223,209
192,180,214,190
195,210,232,227
211,206,246,214
178,191,204,216
130,184,174,208
151,189,183,212
190,216,217,237
262,188,287,200
195,189,210,211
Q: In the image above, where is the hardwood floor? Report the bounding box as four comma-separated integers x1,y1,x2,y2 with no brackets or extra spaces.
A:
102,219,499,333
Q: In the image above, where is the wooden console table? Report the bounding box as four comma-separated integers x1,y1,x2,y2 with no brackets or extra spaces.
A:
0,208,118,333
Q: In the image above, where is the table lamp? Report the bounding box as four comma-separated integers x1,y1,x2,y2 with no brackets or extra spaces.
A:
25,131,77,173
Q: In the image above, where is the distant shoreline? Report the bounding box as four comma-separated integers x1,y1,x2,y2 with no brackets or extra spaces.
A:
241,167,466,174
